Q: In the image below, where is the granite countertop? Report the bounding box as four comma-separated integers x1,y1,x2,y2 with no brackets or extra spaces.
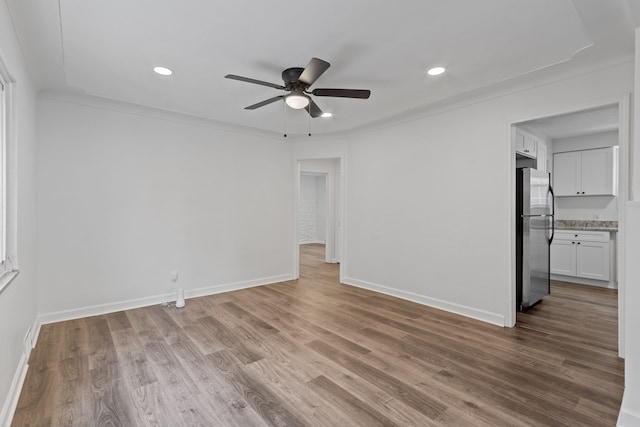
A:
554,220,618,232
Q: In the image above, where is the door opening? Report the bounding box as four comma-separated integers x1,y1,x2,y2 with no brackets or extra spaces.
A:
510,97,629,358
295,157,342,280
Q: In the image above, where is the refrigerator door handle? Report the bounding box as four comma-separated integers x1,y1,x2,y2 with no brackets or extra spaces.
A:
548,185,555,244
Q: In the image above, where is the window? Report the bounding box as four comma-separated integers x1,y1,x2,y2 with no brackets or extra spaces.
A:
0,54,18,293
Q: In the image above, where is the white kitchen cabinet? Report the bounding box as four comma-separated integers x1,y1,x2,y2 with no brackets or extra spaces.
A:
576,241,610,281
550,230,610,281
516,128,537,159
550,239,576,276
553,147,618,196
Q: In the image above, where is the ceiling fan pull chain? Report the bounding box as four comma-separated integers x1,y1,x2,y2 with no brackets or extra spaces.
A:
308,111,312,137
283,100,288,138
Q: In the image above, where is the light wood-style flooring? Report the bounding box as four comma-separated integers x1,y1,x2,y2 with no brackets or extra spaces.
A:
13,244,623,426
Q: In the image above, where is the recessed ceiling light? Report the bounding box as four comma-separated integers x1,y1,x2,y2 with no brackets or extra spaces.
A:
427,66,446,76
153,66,173,76
321,112,333,118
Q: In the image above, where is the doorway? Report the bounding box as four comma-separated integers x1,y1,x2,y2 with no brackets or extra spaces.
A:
294,157,343,280
509,96,629,357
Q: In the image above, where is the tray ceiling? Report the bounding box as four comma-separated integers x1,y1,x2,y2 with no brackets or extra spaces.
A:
6,0,637,136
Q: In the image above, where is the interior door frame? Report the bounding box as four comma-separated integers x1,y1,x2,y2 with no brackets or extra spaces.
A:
293,155,345,281
508,94,630,358
299,171,330,261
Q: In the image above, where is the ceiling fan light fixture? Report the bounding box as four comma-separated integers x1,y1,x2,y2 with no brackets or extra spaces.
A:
285,92,309,109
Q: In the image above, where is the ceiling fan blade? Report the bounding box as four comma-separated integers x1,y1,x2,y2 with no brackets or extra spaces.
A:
305,99,324,118
245,95,285,110
312,88,371,99
298,58,331,86
225,74,285,90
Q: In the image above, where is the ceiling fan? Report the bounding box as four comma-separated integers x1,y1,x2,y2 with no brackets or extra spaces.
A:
225,58,371,118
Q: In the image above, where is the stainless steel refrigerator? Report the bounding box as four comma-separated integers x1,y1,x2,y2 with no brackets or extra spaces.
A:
516,168,554,310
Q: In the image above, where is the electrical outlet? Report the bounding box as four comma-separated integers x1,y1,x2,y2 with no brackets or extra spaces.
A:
170,270,179,281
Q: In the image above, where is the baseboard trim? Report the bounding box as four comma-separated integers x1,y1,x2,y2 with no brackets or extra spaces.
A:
36,273,295,327
185,274,295,300
0,352,28,427
341,276,505,327
551,274,616,289
299,241,325,245
618,393,640,426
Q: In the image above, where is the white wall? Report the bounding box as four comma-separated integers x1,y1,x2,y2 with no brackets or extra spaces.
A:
553,131,619,221
341,61,633,326
0,2,39,424
316,177,326,243
299,174,326,244
36,96,294,318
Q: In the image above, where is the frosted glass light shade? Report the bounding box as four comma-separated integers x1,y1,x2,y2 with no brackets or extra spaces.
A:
285,93,309,109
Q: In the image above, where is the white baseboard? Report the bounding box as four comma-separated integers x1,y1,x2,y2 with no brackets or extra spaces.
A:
341,277,505,327
618,393,640,426
36,273,295,327
299,241,325,245
551,274,616,289
0,352,28,427
184,274,294,300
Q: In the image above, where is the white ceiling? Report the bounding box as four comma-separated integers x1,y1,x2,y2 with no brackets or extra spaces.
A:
5,0,638,136
521,105,620,139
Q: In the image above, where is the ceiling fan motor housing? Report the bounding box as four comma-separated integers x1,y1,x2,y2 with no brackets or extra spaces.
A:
282,67,306,89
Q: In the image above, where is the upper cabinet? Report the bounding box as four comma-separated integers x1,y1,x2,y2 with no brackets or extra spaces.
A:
515,128,538,159
516,128,548,171
553,147,618,196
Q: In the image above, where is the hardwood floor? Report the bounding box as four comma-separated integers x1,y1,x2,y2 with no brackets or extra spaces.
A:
13,244,623,426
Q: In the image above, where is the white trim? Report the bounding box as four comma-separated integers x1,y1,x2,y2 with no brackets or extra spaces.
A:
1,314,38,427
0,352,28,427
36,274,294,326
342,276,505,327
617,94,630,358
618,394,640,427
184,274,294,300
0,268,18,294
299,240,326,245
507,94,630,347
293,154,346,282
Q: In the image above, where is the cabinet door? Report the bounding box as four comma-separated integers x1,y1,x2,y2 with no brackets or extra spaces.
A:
576,241,610,281
581,148,616,196
553,152,581,196
550,240,576,276
522,134,537,158
516,130,537,158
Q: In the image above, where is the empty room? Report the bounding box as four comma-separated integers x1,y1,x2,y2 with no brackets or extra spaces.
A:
1,1,640,426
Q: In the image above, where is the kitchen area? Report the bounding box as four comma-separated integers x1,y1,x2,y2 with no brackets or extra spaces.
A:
515,104,620,313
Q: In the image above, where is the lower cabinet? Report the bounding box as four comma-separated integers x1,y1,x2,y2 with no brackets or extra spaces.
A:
550,230,610,281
